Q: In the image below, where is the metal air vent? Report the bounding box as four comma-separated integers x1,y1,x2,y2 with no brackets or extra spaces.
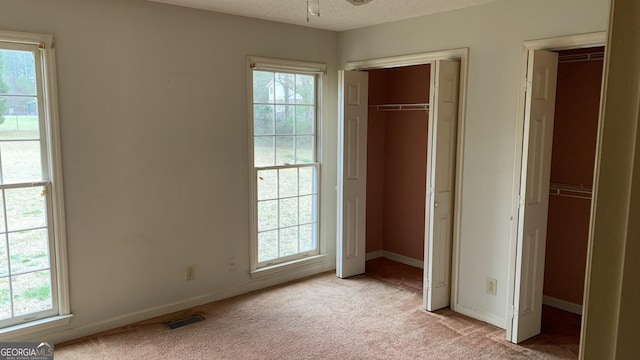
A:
166,314,205,329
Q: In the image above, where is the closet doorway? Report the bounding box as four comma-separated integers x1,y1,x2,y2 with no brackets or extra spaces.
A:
507,33,606,344
336,49,468,312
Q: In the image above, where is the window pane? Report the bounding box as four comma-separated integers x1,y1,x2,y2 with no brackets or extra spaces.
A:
0,49,36,96
1,141,42,184
6,186,47,232
278,168,297,198
299,195,317,224
274,73,295,104
254,137,274,167
299,224,316,252
279,198,298,228
0,193,5,234
9,229,49,274
296,136,314,164
275,105,295,135
0,238,7,277
258,200,278,232
0,40,62,327
296,106,314,135
279,227,298,257
299,166,316,195
253,71,273,104
0,277,10,320
258,230,278,263
0,98,39,141
257,170,277,201
252,67,318,268
12,270,52,316
275,136,294,165
253,105,274,135
296,75,315,105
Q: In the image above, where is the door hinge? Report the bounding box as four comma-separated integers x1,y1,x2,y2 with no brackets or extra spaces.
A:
425,278,431,291
522,78,533,94
515,194,525,209
511,305,518,319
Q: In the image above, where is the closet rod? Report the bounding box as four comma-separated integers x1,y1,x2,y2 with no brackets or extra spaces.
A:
549,183,592,200
558,52,605,63
368,103,429,112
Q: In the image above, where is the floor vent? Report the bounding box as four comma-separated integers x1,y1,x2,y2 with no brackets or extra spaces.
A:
166,314,205,330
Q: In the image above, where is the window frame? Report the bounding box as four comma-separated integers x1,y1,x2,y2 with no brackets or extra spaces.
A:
0,30,71,337
247,56,326,276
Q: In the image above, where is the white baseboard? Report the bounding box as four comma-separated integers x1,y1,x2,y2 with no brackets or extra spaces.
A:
543,295,583,315
455,302,506,329
365,250,384,261
382,251,424,269
25,261,335,344
366,250,424,269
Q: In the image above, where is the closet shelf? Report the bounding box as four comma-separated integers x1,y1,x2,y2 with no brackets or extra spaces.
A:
368,103,429,112
549,182,592,200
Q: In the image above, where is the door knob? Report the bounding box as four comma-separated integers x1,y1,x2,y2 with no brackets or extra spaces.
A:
434,202,439,208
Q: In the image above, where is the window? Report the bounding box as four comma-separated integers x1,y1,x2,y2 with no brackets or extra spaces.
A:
0,31,69,333
249,57,325,272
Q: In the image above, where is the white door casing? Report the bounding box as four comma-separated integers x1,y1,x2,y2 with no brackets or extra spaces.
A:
336,70,369,279
424,60,460,311
511,50,559,343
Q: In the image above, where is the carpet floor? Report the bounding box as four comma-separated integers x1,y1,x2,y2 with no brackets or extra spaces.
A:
56,266,580,359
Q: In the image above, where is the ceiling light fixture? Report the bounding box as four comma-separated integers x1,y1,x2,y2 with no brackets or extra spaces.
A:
345,0,374,5
306,0,374,23
307,0,320,22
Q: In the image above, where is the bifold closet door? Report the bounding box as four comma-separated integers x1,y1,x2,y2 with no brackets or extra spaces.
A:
337,70,369,279
511,49,559,343
424,60,460,311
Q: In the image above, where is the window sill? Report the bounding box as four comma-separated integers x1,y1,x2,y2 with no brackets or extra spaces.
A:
250,254,329,279
0,314,73,341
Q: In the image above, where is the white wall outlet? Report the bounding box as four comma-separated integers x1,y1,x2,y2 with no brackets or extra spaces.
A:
227,257,237,271
486,277,497,296
186,264,196,281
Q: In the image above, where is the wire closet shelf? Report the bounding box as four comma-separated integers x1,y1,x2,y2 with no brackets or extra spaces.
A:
368,103,429,112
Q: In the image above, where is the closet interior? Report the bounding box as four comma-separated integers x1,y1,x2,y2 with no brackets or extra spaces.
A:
364,64,431,282
542,46,604,333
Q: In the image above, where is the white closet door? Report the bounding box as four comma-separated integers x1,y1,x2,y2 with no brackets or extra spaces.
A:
511,49,558,343
424,60,460,311
336,70,369,279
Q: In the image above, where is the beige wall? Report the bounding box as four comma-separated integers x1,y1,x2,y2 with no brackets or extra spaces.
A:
0,0,338,343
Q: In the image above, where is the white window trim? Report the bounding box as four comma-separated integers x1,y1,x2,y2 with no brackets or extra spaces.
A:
0,30,71,336
247,56,326,277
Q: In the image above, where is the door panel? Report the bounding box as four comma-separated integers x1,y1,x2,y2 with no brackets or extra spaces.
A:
511,49,558,343
337,70,368,279
346,116,362,180
425,60,460,311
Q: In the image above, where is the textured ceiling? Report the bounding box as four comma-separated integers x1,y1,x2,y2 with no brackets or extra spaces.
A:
147,0,504,31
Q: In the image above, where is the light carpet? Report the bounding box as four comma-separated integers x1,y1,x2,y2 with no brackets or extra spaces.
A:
56,272,578,359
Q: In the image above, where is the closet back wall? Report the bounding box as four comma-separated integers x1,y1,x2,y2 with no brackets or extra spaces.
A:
543,50,604,306
366,65,430,262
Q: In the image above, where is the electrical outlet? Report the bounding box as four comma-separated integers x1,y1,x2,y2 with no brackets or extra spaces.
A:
486,277,497,296
227,257,237,271
186,265,196,281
